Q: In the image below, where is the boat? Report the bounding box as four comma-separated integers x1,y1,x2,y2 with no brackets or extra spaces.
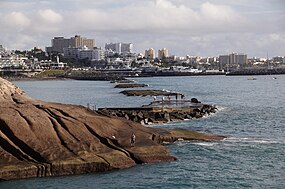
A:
247,76,257,80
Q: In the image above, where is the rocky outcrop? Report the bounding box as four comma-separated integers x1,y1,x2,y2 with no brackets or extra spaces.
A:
0,77,225,181
120,89,183,97
114,84,148,88
190,98,201,103
110,79,134,83
97,104,217,125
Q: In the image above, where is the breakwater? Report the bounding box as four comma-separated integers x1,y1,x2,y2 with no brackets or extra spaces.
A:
97,102,217,125
226,68,285,75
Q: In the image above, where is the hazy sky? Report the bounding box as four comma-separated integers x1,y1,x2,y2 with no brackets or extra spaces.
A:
0,0,284,57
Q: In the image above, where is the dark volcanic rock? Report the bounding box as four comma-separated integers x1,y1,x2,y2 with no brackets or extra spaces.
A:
97,104,217,125
110,79,134,83
191,98,201,103
0,77,224,181
114,84,148,88
120,89,182,97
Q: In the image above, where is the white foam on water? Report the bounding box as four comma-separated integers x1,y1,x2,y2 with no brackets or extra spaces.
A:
201,105,226,119
192,142,217,147
216,106,226,111
223,137,282,144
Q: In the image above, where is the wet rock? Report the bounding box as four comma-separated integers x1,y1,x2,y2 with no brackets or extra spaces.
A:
114,84,148,88
120,90,183,97
191,98,201,103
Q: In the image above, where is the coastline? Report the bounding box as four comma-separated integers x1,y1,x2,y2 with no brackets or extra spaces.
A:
5,76,71,82
0,77,225,181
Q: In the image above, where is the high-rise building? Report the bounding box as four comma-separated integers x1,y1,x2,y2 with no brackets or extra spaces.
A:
121,43,133,53
158,48,169,59
46,35,95,54
219,53,247,67
145,48,155,59
105,43,133,54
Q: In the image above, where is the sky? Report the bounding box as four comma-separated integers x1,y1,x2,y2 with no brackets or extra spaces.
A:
0,0,284,58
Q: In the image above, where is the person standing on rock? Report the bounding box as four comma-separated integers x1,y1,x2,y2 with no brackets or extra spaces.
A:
167,95,171,102
131,133,136,147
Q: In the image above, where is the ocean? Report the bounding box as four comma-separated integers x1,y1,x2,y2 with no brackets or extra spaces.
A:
1,75,285,188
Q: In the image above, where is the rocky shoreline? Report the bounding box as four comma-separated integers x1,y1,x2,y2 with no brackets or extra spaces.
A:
0,77,225,181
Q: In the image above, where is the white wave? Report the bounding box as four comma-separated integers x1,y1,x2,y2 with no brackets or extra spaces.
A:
223,137,282,144
200,105,226,119
215,106,226,111
192,142,217,147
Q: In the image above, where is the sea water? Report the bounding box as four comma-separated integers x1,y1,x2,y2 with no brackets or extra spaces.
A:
1,75,285,188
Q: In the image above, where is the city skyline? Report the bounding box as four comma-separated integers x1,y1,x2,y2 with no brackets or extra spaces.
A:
0,0,284,58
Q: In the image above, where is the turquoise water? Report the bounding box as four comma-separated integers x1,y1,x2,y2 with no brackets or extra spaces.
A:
1,75,285,188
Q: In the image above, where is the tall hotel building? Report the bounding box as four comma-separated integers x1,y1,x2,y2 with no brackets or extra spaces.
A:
145,48,155,60
158,48,169,59
219,53,247,67
46,35,95,53
105,43,133,54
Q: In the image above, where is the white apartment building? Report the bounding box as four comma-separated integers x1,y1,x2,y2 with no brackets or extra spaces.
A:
105,43,133,54
63,46,105,61
63,47,82,59
0,55,26,69
93,48,105,60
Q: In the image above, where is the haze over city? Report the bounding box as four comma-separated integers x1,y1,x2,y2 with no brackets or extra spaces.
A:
0,0,284,57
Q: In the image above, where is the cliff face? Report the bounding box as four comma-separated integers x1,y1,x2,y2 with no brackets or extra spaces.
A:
0,78,224,181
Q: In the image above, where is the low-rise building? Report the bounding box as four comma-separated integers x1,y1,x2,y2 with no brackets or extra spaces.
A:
63,46,105,61
0,48,27,69
272,56,284,63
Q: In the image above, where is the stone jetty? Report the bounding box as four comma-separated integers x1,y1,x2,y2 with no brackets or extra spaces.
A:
97,100,216,125
0,77,225,181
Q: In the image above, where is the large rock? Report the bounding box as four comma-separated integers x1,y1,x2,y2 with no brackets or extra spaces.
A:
114,84,148,88
0,77,225,181
120,89,183,97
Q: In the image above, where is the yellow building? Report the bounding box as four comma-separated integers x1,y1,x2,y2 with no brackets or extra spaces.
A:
46,35,95,53
145,48,155,59
158,48,169,59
